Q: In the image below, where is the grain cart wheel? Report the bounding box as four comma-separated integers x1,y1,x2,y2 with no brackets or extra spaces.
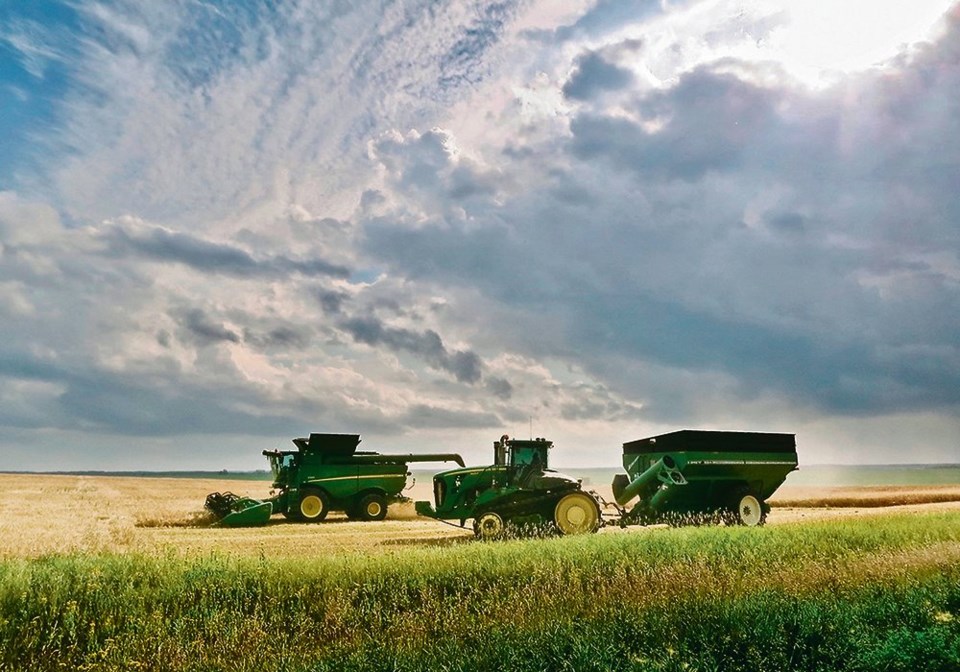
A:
356,493,388,521
473,512,505,541
554,492,601,535
298,489,330,522
733,493,765,527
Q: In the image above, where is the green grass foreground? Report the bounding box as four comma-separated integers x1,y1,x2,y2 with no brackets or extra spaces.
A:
2,513,959,672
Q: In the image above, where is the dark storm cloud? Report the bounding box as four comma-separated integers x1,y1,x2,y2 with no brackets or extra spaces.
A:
562,51,635,101
0,350,302,437
486,376,513,400
340,315,484,384
177,308,240,345
99,222,350,279
316,289,349,315
172,307,313,350
570,67,780,180
243,325,312,350
363,17,960,421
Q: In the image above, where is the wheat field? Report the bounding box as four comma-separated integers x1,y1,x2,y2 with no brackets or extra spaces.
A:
1,473,959,559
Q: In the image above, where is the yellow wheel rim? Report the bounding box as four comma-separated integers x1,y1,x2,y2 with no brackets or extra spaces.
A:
555,493,598,535
300,495,323,519
476,513,503,540
366,501,383,518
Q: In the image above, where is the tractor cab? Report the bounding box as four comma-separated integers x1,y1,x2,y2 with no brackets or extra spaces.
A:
494,436,552,471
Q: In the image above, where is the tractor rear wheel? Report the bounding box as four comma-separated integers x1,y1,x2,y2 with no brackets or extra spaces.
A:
732,493,765,526
298,489,330,522
356,493,388,521
554,492,600,535
473,512,505,540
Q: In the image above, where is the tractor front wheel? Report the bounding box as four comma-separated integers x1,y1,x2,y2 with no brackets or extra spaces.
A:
554,492,601,535
298,489,330,522
356,493,388,521
473,512,505,540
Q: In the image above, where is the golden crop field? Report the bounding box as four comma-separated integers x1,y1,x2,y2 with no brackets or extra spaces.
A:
2,472,959,560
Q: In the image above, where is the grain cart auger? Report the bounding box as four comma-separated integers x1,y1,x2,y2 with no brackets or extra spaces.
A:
610,430,798,527
415,435,603,540
204,433,464,527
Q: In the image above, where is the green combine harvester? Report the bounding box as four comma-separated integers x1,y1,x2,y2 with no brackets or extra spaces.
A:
416,430,798,537
205,433,463,526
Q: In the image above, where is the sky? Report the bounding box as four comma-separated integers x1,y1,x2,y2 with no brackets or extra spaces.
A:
0,0,958,470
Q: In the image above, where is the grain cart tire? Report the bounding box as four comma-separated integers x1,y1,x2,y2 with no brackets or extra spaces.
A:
356,492,388,521
298,489,330,522
554,492,601,535
733,493,765,527
474,512,505,540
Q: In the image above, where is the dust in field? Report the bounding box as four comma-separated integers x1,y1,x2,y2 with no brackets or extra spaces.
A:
1,474,959,559
387,499,422,520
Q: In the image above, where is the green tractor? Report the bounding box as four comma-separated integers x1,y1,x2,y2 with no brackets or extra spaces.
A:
415,435,602,539
205,433,463,526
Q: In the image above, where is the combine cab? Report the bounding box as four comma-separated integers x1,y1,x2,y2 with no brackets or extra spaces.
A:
416,435,602,539
611,430,798,526
205,433,463,526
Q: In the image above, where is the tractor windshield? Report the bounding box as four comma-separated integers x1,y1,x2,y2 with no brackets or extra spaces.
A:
509,440,550,469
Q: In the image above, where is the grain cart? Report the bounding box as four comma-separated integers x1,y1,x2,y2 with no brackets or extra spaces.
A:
611,430,798,526
205,433,464,526
415,435,602,539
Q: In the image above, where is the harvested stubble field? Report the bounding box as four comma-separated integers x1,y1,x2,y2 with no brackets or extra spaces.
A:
1,473,959,671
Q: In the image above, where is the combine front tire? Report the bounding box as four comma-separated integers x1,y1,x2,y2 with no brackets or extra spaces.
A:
298,489,330,522
474,512,505,540
554,492,601,535
356,493,388,521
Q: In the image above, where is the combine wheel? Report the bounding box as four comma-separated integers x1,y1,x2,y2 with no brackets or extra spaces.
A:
554,492,601,535
298,489,330,522
732,493,765,527
356,493,388,521
473,512,505,540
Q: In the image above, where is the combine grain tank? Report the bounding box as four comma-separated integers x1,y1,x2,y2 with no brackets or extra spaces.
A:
205,433,463,526
612,430,798,526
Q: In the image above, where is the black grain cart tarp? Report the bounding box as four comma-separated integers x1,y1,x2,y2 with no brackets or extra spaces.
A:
624,430,796,455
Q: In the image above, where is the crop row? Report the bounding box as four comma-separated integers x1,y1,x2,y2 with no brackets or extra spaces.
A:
1,512,958,671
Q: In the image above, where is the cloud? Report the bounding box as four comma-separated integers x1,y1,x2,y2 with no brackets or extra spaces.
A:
486,376,513,400
0,18,63,78
176,308,240,345
562,50,635,100
401,403,501,429
97,219,351,279
340,314,484,384
569,66,780,179
550,0,669,42
1,1,958,467
361,10,960,427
